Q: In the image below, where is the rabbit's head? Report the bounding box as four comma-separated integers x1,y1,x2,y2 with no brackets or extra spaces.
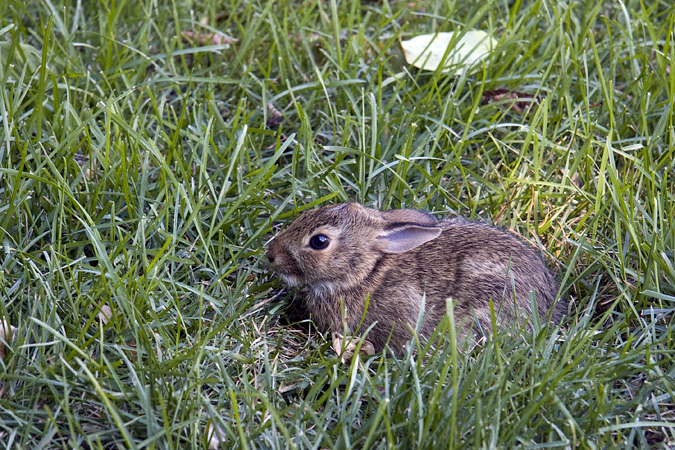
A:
266,203,442,291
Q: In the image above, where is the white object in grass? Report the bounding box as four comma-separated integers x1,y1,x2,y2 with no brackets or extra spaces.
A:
0,319,17,360
401,30,496,75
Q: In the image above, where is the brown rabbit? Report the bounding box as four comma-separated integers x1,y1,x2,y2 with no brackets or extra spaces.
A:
266,203,564,354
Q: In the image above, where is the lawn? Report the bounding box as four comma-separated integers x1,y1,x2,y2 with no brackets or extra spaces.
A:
0,0,674,448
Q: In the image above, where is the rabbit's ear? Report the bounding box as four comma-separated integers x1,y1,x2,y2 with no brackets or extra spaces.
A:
381,209,438,226
376,225,442,253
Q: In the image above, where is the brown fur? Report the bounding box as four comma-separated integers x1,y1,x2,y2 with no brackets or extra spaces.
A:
266,203,565,354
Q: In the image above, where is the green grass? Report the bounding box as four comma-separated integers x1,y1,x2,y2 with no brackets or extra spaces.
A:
0,0,674,448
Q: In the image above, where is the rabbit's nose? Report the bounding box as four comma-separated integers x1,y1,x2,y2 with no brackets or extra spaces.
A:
266,249,276,264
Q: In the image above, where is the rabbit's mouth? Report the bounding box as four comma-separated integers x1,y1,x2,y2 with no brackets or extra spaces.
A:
276,272,303,287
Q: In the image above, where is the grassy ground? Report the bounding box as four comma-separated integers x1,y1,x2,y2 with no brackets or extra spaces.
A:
1,0,674,448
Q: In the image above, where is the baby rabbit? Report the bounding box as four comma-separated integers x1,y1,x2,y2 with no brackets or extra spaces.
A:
266,203,564,354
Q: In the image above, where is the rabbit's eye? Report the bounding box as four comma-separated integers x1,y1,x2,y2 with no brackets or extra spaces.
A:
309,234,330,250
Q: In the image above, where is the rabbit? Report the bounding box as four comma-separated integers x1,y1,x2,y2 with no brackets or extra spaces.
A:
266,202,565,354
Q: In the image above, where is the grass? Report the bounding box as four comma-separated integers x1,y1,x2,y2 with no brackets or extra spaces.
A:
0,0,674,448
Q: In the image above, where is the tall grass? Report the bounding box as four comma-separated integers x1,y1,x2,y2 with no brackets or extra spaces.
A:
0,0,673,448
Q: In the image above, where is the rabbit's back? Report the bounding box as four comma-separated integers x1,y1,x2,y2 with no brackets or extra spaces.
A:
395,218,562,329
